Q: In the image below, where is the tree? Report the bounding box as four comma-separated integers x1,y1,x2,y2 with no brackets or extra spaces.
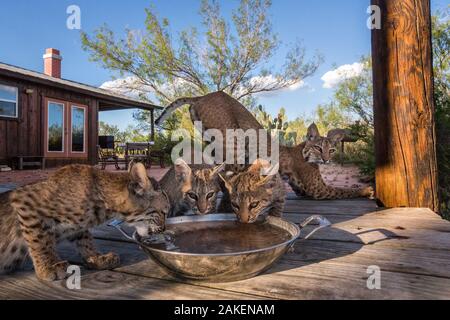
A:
432,8,450,217
99,121,120,136
313,102,350,134
81,0,322,129
334,57,373,127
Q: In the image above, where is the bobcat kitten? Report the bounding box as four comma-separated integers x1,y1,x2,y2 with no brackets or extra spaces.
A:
219,160,285,223
0,163,169,281
159,158,225,217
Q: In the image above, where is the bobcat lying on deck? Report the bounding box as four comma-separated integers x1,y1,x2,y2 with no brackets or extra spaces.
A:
219,159,286,223
159,158,225,217
0,163,169,280
156,91,373,200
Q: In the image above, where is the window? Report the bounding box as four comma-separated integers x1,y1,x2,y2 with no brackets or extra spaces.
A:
0,84,18,118
47,102,65,152
71,105,86,152
44,98,88,158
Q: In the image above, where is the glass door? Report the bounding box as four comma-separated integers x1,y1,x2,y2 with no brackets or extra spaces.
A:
69,105,88,157
44,99,88,158
45,101,65,156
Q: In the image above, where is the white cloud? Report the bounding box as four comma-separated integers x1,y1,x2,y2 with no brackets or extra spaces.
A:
235,75,306,98
251,75,305,92
100,76,196,100
321,62,364,89
100,74,307,100
100,76,153,99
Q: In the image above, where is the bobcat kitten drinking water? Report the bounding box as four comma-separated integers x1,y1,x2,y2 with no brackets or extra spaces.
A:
160,158,225,217
219,160,286,223
0,163,169,281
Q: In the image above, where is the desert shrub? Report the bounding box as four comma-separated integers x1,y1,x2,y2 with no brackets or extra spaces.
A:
432,10,450,219
339,124,375,178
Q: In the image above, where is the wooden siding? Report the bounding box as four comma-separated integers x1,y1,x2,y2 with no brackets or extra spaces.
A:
0,75,99,167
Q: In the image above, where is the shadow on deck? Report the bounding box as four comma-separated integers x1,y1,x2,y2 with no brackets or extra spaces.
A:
1,194,450,299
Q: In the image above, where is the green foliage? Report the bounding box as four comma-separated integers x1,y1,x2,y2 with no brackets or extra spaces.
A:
81,0,322,133
254,105,297,145
432,8,450,218
99,121,124,141
99,120,176,164
312,102,350,135
284,117,308,144
340,124,375,178
334,57,373,127
323,56,375,177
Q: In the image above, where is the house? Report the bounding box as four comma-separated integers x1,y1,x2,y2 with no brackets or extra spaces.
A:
0,48,159,168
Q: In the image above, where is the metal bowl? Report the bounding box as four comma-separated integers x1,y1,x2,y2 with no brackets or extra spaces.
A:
110,214,330,283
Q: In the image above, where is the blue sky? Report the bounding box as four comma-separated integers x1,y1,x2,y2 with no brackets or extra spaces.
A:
0,0,447,130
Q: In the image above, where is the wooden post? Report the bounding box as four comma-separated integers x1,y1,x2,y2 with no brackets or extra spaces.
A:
150,109,155,142
371,0,439,211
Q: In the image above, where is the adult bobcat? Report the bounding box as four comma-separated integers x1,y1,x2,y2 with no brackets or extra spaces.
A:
157,91,373,199
0,163,169,280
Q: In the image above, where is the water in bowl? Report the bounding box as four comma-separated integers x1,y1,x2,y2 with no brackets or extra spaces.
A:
142,221,293,254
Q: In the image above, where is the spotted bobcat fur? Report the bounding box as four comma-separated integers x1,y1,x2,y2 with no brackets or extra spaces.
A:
0,163,169,280
219,159,285,223
157,91,374,200
159,158,224,216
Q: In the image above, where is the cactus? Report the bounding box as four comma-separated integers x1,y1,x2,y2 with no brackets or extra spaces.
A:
254,105,297,146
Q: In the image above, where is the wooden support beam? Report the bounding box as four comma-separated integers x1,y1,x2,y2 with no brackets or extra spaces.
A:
371,0,439,211
150,109,155,141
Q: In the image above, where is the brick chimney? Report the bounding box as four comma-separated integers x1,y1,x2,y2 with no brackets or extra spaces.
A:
43,48,62,78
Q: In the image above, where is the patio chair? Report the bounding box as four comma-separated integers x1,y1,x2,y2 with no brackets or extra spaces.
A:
97,145,125,170
148,149,166,168
125,142,151,170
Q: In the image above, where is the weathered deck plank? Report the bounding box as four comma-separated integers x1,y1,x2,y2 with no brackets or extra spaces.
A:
0,271,263,300
1,198,450,300
115,258,450,299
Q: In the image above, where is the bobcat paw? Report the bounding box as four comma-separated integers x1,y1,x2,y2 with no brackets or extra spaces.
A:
85,252,120,270
35,260,70,281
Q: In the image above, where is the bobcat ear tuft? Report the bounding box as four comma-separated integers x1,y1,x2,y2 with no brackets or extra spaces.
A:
174,158,191,182
130,162,151,195
211,163,226,176
218,173,233,193
307,123,320,141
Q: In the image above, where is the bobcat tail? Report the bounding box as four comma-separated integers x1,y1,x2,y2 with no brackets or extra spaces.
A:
155,97,199,126
316,185,375,200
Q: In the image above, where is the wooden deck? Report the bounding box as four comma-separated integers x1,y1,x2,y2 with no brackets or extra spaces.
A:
1,194,450,300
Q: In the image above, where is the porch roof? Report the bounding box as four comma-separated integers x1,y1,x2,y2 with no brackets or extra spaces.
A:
0,62,161,111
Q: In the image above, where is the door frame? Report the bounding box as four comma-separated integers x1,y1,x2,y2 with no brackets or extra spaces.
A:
68,103,88,158
43,97,88,158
